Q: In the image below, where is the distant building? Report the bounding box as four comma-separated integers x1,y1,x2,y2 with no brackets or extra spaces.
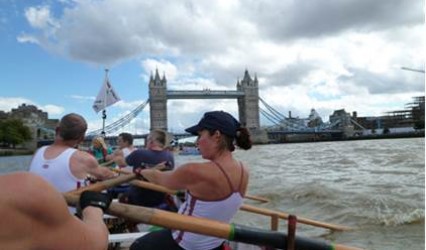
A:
1,104,58,150
350,96,425,135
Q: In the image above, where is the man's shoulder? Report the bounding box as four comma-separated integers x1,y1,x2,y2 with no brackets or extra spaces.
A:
72,150,98,165
1,172,57,201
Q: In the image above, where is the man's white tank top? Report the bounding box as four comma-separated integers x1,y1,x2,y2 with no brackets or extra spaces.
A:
29,146,86,213
172,162,244,250
120,147,135,172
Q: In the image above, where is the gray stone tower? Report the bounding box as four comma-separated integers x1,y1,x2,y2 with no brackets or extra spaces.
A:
237,69,260,130
149,69,168,131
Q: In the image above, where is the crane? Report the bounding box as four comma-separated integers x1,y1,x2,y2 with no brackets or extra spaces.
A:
401,67,425,74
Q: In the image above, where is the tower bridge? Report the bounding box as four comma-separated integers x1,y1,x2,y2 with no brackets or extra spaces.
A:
149,69,261,136
82,69,354,145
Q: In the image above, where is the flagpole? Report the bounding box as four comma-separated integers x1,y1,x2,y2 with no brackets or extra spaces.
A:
101,68,109,137
92,68,120,136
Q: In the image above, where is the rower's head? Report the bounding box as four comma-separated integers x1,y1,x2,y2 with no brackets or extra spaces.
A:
57,113,87,142
146,130,168,150
117,132,133,148
185,111,252,152
92,136,108,150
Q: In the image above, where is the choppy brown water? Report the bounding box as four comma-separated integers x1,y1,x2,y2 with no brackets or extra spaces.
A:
1,137,424,250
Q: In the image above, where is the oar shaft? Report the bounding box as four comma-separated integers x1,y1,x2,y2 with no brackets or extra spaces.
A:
129,179,177,195
100,160,115,167
244,194,270,203
67,174,137,195
240,204,352,231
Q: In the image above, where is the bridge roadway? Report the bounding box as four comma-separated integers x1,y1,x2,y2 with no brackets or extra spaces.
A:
167,90,244,99
267,129,343,135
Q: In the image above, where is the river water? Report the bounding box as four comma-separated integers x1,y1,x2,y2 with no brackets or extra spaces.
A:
0,137,424,250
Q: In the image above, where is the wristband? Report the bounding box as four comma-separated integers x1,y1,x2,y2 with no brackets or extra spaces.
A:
79,191,112,212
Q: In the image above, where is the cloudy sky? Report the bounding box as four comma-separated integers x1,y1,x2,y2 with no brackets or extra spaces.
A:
0,0,424,135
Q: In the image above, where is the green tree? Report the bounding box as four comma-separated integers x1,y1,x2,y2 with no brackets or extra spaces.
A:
0,119,32,148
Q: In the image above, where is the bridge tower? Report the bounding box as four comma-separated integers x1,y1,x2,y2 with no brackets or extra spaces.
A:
149,69,168,131
237,70,260,130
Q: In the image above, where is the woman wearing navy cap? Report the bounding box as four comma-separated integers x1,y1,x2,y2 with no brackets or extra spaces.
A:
130,110,252,250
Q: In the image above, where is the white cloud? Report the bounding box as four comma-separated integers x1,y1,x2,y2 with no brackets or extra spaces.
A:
0,97,65,117
24,5,58,30
141,59,179,82
41,105,65,115
0,97,34,112
14,0,425,129
16,34,39,44
70,95,95,101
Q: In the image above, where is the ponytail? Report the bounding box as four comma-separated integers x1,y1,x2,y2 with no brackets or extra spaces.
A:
235,127,252,150
209,127,252,152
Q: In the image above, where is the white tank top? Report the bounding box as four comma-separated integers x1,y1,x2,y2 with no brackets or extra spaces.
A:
29,146,86,213
120,147,135,172
172,162,244,250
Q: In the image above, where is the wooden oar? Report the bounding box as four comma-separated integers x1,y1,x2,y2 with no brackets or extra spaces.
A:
63,193,362,250
100,160,115,167
66,173,137,195
240,204,352,232
130,179,179,195
244,194,270,203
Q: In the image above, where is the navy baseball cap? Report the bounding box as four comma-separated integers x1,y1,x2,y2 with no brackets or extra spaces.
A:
185,111,241,137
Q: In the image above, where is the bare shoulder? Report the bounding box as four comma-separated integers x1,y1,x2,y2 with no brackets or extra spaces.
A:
0,172,49,195
240,162,250,176
73,150,98,167
177,161,218,182
178,162,208,175
1,172,69,221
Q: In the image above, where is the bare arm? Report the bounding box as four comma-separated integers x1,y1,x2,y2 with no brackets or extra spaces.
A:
139,162,201,191
73,151,116,180
0,172,109,250
105,146,123,162
112,149,127,166
89,165,116,180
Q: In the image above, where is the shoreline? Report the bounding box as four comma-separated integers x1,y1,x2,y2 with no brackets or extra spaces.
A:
1,132,424,156
0,148,34,157
264,131,425,144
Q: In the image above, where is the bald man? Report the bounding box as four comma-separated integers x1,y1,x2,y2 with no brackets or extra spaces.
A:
29,113,115,213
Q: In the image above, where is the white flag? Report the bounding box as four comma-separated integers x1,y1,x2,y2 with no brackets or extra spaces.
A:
92,77,121,113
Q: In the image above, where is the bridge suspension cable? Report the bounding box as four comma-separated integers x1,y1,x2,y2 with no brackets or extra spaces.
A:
259,107,282,126
86,99,150,137
259,97,287,121
259,96,307,130
259,96,326,131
